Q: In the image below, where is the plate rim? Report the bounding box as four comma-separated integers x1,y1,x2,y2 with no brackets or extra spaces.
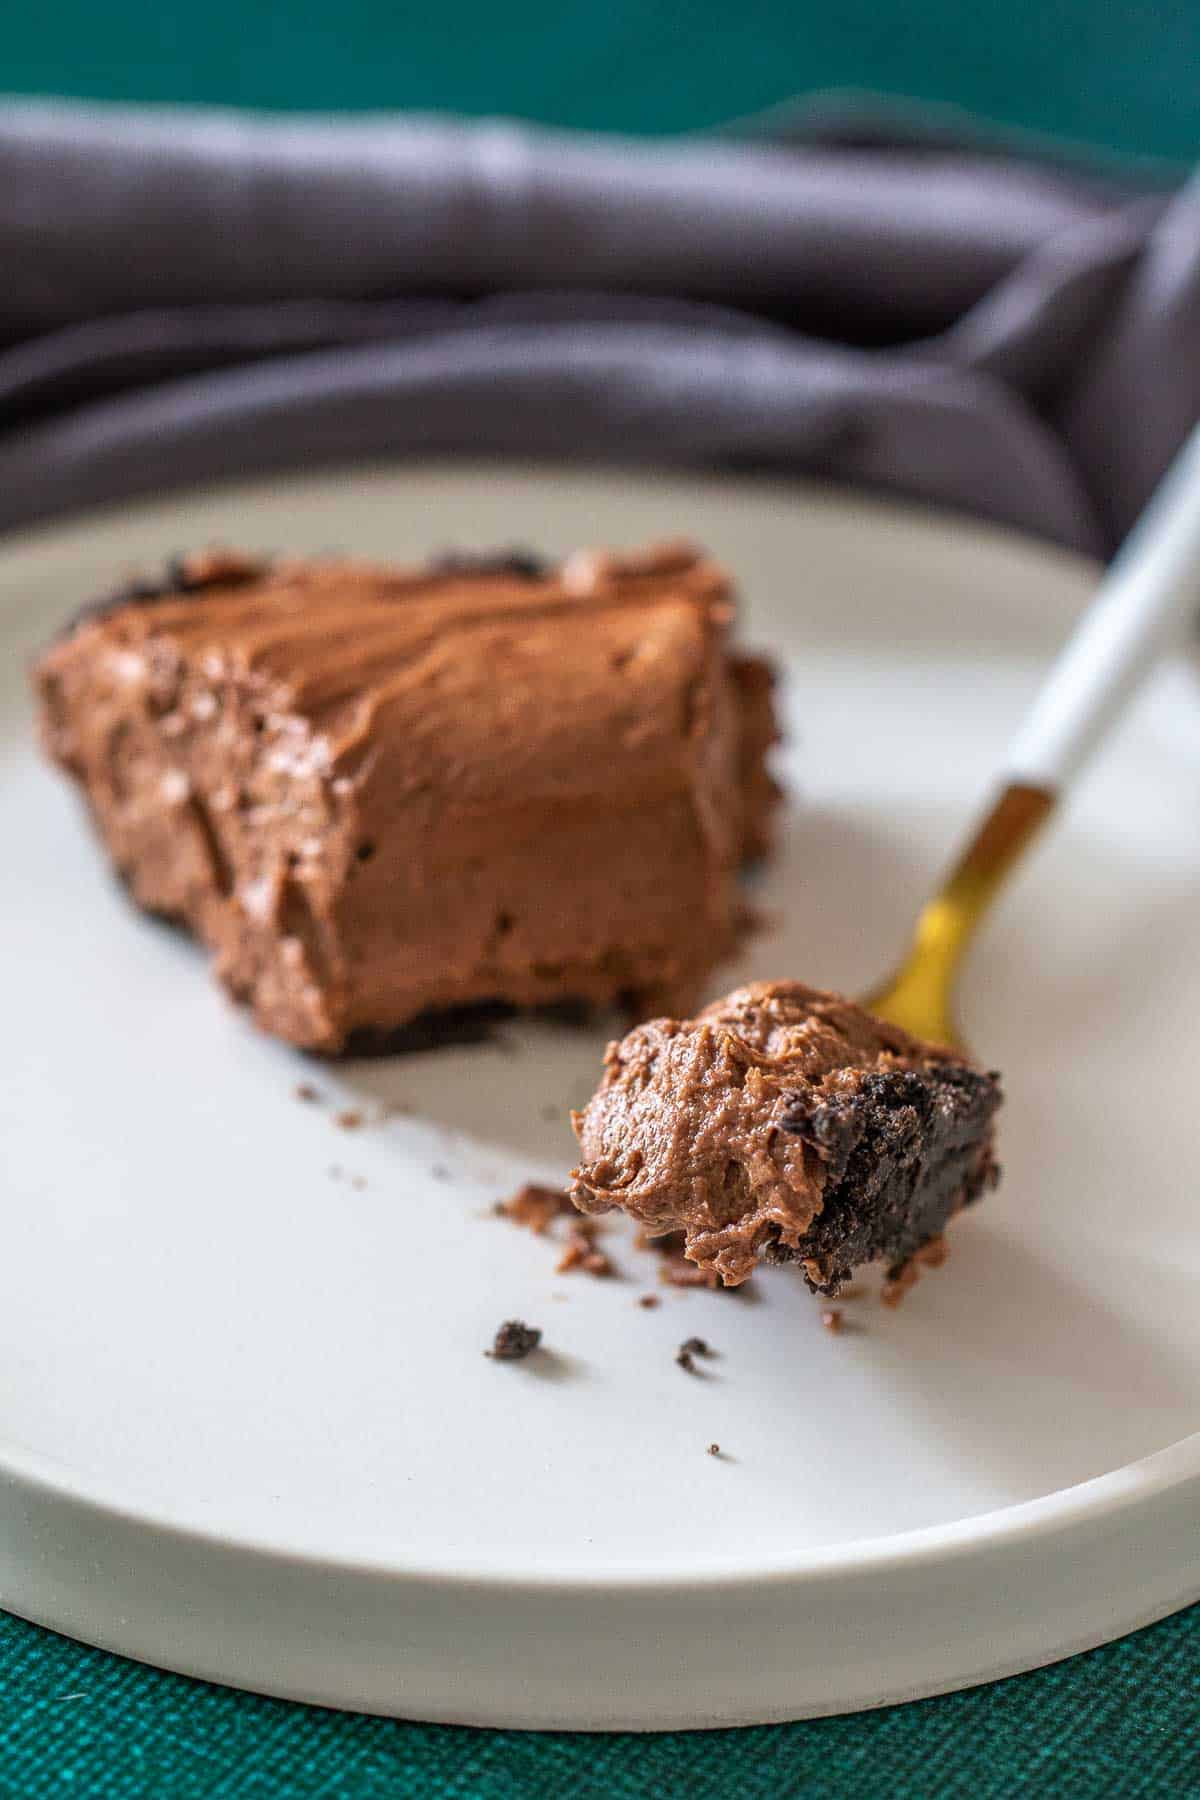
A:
2,1423,1200,1591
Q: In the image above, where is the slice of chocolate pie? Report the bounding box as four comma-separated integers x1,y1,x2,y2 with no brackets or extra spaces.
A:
570,981,1001,1292
35,542,778,1052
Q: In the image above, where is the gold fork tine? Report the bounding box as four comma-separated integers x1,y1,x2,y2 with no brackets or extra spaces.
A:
862,783,1054,1050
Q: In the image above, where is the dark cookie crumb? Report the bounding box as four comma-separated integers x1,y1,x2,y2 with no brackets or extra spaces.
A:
431,548,549,581
708,1443,722,1457
62,550,266,637
294,1082,322,1104
487,1320,543,1361
335,1109,364,1131
675,1337,714,1374
637,1295,661,1309
881,1236,947,1307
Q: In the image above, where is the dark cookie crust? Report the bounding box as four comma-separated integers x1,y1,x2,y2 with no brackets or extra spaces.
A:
770,1065,1002,1293
429,548,549,580
62,546,549,642
61,552,268,639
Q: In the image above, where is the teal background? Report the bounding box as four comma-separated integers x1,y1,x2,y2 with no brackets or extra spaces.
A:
4,7,1199,1793
1,1604,1198,1796
4,0,1198,164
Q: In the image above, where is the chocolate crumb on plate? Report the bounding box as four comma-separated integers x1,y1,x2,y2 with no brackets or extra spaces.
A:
675,1336,715,1374
637,1294,661,1309
294,1082,322,1104
556,1233,615,1277
487,1320,543,1361
497,1183,574,1235
708,1443,722,1457
334,1109,364,1131
881,1236,948,1307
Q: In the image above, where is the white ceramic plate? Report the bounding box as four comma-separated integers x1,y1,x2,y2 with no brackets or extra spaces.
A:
1,464,1198,1731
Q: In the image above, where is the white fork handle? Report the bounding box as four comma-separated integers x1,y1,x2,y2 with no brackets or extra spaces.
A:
1006,418,1200,790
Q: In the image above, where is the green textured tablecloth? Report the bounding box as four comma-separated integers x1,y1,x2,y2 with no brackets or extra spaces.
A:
2,1606,1197,1795
5,6,1199,1791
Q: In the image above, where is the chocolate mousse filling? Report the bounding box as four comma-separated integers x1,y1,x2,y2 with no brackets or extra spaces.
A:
35,540,779,1052
570,981,1001,1293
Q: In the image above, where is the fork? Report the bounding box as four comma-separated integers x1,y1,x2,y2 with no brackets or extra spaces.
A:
864,418,1200,1050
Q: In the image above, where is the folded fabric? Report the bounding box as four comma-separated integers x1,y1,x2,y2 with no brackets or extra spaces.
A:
1,99,1196,555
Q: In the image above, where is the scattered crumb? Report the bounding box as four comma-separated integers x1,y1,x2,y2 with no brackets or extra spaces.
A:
676,1336,715,1374
821,1308,844,1334
334,1109,364,1131
496,1182,575,1235
881,1261,921,1307
487,1319,542,1361
556,1232,615,1277
294,1082,322,1104
637,1294,660,1310
707,1443,722,1457
916,1234,949,1269
882,1237,948,1306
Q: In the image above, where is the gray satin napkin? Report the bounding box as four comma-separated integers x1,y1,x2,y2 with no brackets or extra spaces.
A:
1,99,1197,555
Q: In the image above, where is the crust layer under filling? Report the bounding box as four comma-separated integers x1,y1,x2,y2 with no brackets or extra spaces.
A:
35,543,779,1051
570,981,1001,1290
